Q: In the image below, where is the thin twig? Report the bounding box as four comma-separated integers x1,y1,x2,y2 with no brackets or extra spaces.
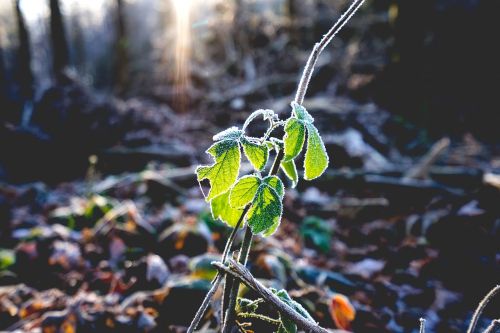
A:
222,226,254,333
186,206,249,333
222,148,285,332
467,285,500,333
403,137,450,180
235,320,249,333
214,259,331,333
237,312,281,325
419,318,426,333
294,0,366,105
186,274,223,333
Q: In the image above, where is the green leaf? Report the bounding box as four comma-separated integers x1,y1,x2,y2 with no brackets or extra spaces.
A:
304,124,329,180
189,254,220,280
280,160,298,188
0,249,15,271
292,102,314,123
196,139,241,201
237,297,262,313
299,216,333,253
277,316,297,333
247,184,282,235
211,191,243,227
241,138,269,171
229,175,261,208
263,176,284,198
283,118,306,162
274,289,315,322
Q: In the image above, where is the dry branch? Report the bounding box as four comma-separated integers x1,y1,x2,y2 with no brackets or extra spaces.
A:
403,137,450,180
467,285,500,333
214,259,342,333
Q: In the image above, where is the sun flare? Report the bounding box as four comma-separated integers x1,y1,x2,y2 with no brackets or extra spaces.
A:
171,0,192,111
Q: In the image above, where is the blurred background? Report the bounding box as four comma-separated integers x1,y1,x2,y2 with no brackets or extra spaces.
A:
1,0,499,182
0,1,499,332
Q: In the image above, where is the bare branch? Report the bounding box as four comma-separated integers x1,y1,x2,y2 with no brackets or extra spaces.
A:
419,318,426,333
214,259,349,333
467,285,500,333
187,206,250,333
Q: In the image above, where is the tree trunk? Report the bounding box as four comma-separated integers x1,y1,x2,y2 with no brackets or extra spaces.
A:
0,37,6,104
114,0,128,95
49,0,69,76
14,0,33,102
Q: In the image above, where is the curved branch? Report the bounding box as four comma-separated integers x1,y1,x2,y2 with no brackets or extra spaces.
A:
214,259,346,333
294,0,366,105
467,285,500,333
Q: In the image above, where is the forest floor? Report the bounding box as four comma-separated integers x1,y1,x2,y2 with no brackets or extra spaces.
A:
1,83,499,333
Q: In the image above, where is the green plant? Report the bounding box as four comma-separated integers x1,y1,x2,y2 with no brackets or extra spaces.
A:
300,216,333,254
188,0,366,332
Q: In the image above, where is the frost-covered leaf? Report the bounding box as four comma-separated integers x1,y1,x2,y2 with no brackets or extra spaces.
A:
247,184,282,235
211,191,243,227
283,118,306,162
263,176,284,198
196,139,241,201
237,297,262,313
292,102,314,123
265,140,277,151
304,124,328,180
284,103,329,179
274,289,315,322
277,316,297,333
241,137,269,171
213,127,243,141
229,175,261,208
280,160,298,188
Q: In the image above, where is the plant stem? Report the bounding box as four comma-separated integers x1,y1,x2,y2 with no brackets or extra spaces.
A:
294,0,366,105
237,312,281,325
222,148,285,333
187,205,249,333
189,0,366,329
214,259,332,333
419,318,426,333
222,225,253,333
467,285,500,333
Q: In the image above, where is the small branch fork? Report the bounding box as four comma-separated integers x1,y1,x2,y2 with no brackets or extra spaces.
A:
214,259,350,333
467,285,500,333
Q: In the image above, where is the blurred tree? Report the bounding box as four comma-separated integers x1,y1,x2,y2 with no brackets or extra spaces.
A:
49,0,70,77
11,0,33,124
114,0,129,95
0,38,6,107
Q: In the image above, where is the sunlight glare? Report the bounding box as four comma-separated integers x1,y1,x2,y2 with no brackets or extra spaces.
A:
171,0,192,112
